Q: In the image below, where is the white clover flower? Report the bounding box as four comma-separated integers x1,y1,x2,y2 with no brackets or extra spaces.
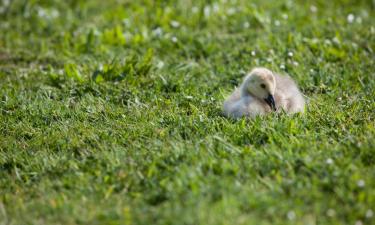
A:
293,61,299,66
356,17,362,24
37,7,47,18
37,7,59,20
204,6,211,17
152,27,163,36
310,5,317,13
305,156,312,163
327,208,336,217
274,20,281,26
355,220,363,225
280,64,285,70
347,14,355,23
324,39,332,45
357,180,365,188
332,37,340,44
287,211,296,220
288,52,293,57
98,64,103,71
156,61,164,69
326,158,333,165
366,209,374,218
282,14,288,20
227,8,236,15
2,0,10,6
122,18,131,27
51,9,59,18
192,6,199,14
170,20,180,28
213,3,219,12
251,51,256,56
171,36,178,43
243,22,250,28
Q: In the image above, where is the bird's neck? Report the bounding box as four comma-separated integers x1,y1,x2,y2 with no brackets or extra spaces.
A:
240,87,258,100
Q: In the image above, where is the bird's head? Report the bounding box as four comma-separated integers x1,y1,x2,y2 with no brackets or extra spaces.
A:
241,67,276,110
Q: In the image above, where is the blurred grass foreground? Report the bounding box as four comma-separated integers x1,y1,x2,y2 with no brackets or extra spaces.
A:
0,0,374,225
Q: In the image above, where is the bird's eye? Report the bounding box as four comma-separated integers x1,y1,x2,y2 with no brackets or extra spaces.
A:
260,84,266,89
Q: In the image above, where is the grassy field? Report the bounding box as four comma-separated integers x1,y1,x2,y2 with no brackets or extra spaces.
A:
0,0,374,224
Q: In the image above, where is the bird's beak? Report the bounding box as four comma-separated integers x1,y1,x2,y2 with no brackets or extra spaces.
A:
264,94,276,111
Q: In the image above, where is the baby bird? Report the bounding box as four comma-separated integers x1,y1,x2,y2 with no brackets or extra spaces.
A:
223,67,305,118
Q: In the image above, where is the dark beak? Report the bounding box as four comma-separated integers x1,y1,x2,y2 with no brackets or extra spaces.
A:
264,94,276,111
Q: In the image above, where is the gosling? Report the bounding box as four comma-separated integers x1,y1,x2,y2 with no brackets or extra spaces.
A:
223,67,305,118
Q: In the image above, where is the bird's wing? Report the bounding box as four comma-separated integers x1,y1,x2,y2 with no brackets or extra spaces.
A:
274,73,305,113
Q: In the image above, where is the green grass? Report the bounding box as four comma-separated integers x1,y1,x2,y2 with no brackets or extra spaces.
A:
0,0,374,224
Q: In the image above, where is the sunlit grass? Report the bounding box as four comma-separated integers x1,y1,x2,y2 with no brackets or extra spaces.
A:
0,0,374,224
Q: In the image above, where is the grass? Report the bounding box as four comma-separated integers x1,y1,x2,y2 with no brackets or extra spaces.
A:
0,0,374,224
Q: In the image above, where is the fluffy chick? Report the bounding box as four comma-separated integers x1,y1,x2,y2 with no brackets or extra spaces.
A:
223,67,305,118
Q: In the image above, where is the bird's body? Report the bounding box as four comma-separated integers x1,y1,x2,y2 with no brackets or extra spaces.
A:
223,68,305,118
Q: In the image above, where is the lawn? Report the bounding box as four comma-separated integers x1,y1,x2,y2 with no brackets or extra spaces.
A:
0,0,374,224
